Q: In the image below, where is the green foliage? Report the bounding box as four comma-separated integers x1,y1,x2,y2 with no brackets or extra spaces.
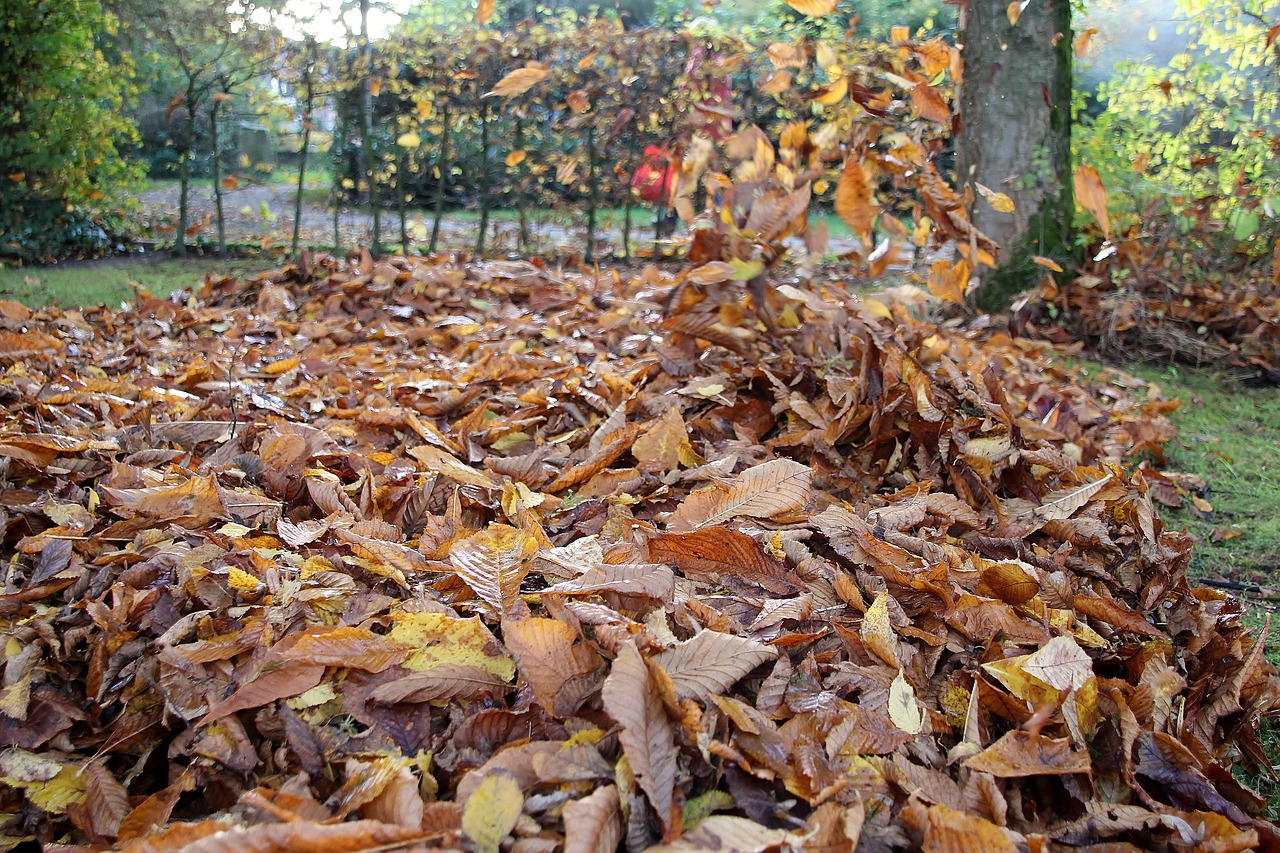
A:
1075,0,1280,252
0,0,141,261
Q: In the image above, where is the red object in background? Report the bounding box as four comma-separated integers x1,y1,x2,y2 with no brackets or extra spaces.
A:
632,144,676,205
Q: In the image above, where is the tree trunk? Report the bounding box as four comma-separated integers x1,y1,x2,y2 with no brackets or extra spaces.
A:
956,0,1074,310
585,123,597,263
397,149,409,256
430,101,451,254
174,92,196,257
210,99,226,257
514,117,529,253
292,46,315,258
476,98,491,256
360,0,381,259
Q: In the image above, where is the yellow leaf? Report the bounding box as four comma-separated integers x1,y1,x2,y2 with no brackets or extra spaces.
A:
1032,255,1064,272
262,356,300,375
729,258,765,281
975,183,1015,213
462,772,524,853
861,593,899,668
505,149,527,167
783,0,838,15
888,670,923,735
389,611,516,680
397,132,421,149
811,76,848,105
227,566,261,593
1007,0,1029,25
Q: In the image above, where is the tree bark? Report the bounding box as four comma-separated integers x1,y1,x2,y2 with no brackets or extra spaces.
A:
292,42,315,258
475,97,491,256
430,100,451,254
210,98,226,257
956,0,1074,310
360,0,381,259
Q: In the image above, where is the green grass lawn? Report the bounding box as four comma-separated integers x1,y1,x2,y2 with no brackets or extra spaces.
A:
0,254,277,309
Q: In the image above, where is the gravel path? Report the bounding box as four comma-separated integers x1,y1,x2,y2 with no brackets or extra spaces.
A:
136,182,868,261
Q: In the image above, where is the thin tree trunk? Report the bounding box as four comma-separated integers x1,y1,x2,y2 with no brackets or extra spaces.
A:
398,149,409,256
475,98,491,256
515,117,529,253
292,48,315,258
585,123,598,263
360,0,381,258
174,91,196,257
622,135,638,260
210,99,226,257
430,101,451,254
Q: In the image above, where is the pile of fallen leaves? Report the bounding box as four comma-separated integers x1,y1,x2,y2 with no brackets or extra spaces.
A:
1,252,1278,853
1025,244,1280,384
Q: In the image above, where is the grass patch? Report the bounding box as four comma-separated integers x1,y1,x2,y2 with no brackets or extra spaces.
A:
1115,364,1280,585
0,253,277,309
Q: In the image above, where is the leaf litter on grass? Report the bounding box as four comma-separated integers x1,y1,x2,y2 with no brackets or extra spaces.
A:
0,251,1278,852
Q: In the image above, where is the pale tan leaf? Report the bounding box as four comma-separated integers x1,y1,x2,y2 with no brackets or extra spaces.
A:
486,64,549,98
85,762,130,840
652,631,775,702
601,641,678,834
1012,474,1112,533
645,816,789,852
667,458,812,532
888,670,923,735
562,785,623,853
1021,635,1092,692
449,524,539,616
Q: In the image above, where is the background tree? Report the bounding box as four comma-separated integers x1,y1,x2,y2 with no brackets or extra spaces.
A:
123,0,278,256
0,0,139,261
955,0,1075,309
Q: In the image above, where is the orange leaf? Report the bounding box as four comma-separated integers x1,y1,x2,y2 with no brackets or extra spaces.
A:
834,156,878,245
909,83,951,123
783,0,838,15
476,0,495,24
1073,165,1111,239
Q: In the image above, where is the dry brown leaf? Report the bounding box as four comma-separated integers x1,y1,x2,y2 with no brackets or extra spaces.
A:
666,458,812,532
652,631,775,701
601,641,678,835
562,785,624,853
502,616,604,717
449,524,539,616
